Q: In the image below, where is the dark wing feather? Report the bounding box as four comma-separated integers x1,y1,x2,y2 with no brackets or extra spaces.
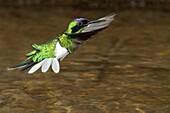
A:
8,60,33,70
8,59,37,72
19,62,36,72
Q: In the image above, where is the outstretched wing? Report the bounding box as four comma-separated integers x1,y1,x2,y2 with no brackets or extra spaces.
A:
8,39,60,74
68,13,116,50
81,13,116,34
69,13,115,40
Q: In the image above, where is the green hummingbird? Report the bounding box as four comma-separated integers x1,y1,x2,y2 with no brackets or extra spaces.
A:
8,13,116,74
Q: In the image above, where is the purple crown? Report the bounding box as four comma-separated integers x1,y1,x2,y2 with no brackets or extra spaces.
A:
74,18,86,22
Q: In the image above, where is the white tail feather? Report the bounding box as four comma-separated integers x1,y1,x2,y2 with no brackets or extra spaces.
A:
52,58,60,73
28,60,45,74
41,58,52,73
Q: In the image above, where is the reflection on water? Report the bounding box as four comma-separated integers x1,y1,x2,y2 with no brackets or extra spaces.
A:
0,8,170,113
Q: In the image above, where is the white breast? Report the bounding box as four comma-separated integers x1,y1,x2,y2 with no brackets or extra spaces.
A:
55,42,69,60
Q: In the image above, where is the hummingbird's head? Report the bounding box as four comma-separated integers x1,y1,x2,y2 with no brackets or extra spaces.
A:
65,18,90,34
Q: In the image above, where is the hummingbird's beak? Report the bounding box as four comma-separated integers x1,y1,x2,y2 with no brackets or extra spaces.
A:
81,13,116,33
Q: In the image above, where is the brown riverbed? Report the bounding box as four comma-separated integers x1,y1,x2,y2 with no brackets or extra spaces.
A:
0,8,170,113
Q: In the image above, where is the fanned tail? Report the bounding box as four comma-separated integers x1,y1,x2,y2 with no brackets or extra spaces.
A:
28,58,60,74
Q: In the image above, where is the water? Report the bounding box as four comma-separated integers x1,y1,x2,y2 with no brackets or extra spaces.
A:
0,8,170,113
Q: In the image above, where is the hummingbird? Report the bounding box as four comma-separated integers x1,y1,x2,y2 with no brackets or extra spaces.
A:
8,13,116,74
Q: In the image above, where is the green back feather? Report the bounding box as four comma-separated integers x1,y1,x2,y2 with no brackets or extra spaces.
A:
26,40,57,62
59,34,73,53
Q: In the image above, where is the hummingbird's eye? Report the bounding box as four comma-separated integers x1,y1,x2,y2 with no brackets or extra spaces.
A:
77,21,83,26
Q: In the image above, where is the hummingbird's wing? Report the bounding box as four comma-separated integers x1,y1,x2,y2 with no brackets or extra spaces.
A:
81,13,116,34
68,13,116,50
8,39,60,74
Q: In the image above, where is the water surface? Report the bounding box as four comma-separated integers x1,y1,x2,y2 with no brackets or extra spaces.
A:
0,8,170,113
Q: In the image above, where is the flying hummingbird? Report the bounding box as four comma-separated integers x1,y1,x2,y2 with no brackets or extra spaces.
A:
8,13,116,74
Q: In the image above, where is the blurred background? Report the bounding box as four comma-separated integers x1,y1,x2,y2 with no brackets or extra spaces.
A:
0,0,169,10
0,0,170,113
